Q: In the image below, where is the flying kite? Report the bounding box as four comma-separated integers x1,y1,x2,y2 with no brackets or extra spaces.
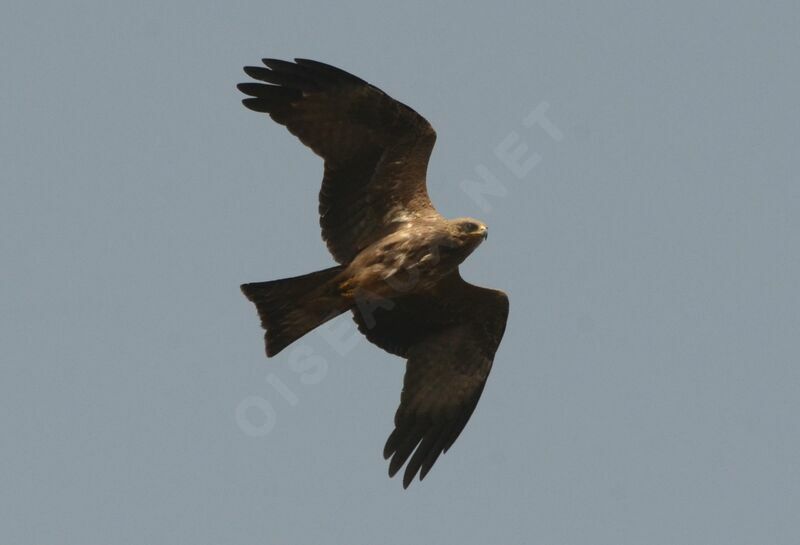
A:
238,58,509,487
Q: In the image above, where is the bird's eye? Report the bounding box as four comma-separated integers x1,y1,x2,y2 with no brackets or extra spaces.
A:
461,222,479,232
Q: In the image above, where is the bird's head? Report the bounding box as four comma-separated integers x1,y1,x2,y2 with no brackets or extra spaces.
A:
449,217,489,248
424,218,488,269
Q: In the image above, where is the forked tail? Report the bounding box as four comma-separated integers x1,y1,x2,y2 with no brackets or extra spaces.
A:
241,265,349,357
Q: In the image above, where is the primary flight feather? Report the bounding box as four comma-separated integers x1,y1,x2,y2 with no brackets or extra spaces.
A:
238,58,509,488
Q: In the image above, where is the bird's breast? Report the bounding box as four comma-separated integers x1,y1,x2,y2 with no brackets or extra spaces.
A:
344,232,458,297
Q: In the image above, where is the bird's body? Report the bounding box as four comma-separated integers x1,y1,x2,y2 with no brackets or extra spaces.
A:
238,58,509,487
342,217,488,297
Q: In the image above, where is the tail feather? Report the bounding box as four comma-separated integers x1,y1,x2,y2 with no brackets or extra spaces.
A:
241,265,349,357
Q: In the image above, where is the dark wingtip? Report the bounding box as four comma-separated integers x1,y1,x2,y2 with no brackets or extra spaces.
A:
241,98,268,113
237,82,265,97
262,58,294,71
293,57,323,67
383,429,398,460
299,58,366,83
387,456,402,478
243,65,265,78
419,465,430,480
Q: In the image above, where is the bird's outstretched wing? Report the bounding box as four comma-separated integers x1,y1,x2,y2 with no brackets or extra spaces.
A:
238,58,441,264
352,271,510,487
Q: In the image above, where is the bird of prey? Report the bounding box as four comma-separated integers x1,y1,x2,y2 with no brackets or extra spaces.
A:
238,58,509,488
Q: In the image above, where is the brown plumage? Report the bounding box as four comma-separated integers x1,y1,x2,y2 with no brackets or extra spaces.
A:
238,58,509,488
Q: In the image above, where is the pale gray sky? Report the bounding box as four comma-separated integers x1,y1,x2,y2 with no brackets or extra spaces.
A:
2,1,799,544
